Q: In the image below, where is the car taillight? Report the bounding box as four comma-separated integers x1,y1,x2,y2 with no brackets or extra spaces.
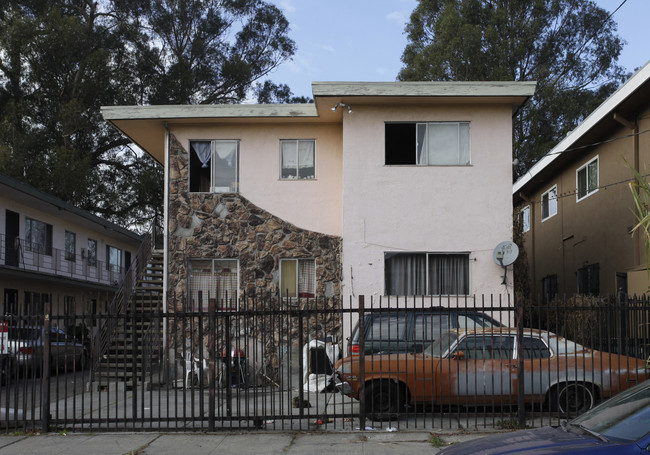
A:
19,347,32,354
350,344,360,355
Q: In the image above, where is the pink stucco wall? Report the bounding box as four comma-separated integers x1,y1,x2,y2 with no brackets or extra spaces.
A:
172,123,343,237
340,103,515,305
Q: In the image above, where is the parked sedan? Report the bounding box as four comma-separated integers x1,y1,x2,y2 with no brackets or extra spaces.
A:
333,328,649,420
9,326,87,372
439,378,650,454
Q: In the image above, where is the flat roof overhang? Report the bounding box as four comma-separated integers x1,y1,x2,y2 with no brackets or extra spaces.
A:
103,80,536,165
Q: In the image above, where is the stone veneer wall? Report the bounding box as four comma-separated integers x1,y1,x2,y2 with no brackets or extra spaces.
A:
166,134,342,383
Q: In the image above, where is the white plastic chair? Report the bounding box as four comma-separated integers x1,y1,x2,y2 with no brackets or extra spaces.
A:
184,350,207,388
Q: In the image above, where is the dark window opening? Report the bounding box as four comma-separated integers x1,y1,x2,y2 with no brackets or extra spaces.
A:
577,263,600,295
385,124,416,164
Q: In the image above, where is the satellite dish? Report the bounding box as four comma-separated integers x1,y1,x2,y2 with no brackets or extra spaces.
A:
493,241,519,267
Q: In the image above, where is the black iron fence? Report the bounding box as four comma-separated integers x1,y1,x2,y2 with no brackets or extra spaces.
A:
0,293,649,433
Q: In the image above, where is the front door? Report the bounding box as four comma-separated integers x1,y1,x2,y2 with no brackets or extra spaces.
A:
439,334,517,406
5,210,19,267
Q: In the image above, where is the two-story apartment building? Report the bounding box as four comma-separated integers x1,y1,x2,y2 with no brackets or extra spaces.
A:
514,62,650,300
102,81,535,315
0,173,142,320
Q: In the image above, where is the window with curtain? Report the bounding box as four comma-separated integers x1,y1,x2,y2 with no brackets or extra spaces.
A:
280,139,315,179
577,156,598,201
25,217,52,255
188,259,238,311
189,140,239,193
280,259,315,298
385,122,470,165
385,252,469,296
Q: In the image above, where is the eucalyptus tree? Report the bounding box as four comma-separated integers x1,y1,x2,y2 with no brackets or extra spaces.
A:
399,0,627,176
0,0,295,229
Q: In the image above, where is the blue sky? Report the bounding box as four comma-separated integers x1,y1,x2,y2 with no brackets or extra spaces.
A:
266,0,649,99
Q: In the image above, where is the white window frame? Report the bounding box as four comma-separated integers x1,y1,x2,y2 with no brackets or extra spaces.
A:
541,185,558,221
279,258,316,299
576,156,599,202
520,206,530,233
280,139,316,180
189,139,240,193
416,122,471,166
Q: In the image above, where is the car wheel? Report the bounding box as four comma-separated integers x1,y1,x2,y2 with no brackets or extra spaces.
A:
554,383,595,417
364,380,404,421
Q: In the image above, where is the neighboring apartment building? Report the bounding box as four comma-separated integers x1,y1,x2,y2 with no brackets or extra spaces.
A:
102,81,535,313
514,62,650,300
0,173,143,320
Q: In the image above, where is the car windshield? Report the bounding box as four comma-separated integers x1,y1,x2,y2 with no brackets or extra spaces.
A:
423,331,458,357
570,380,650,443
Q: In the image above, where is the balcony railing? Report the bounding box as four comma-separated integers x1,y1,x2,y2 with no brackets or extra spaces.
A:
0,233,126,287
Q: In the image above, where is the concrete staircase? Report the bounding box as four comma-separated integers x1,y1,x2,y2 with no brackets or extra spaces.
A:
92,248,164,386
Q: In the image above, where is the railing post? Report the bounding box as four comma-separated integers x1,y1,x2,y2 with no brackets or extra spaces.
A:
208,298,215,431
358,295,366,430
516,295,526,429
297,308,305,421
131,293,138,427
225,314,232,418
42,304,51,433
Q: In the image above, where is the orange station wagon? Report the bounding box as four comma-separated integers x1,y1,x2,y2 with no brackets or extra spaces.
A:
333,328,649,420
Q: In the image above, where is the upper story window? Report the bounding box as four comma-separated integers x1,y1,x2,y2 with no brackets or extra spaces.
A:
385,252,469,296
106,245,122,273
25,217,52,256
87,239,97,267
541,185,558,221
189,140,239,193
65,231,76,261
385,122,470,166
576,156,598,201
280,139,315,179
520,206,530,233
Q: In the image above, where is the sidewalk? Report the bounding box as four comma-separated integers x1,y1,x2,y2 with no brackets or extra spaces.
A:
0,430,493,454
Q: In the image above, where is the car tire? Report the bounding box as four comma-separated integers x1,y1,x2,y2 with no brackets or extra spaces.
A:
552,383,595,417
364,380,404,421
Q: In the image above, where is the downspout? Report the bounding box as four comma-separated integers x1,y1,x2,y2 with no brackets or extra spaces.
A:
520,193,536,300
163,122,170,381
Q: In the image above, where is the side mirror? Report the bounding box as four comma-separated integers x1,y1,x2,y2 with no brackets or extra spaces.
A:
453,351,465,360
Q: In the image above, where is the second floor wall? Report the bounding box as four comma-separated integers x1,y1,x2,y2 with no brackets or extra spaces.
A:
1,183,142,285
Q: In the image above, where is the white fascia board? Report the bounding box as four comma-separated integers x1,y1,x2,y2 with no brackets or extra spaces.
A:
514,60,650,195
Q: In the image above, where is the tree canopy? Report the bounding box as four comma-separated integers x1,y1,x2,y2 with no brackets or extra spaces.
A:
398,0,627,177
0,0,295,229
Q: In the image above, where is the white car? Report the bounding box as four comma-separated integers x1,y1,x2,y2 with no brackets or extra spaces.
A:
9,326,87,373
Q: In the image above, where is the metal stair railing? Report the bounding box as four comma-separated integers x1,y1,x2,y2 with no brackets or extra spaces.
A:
91,228,155,377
